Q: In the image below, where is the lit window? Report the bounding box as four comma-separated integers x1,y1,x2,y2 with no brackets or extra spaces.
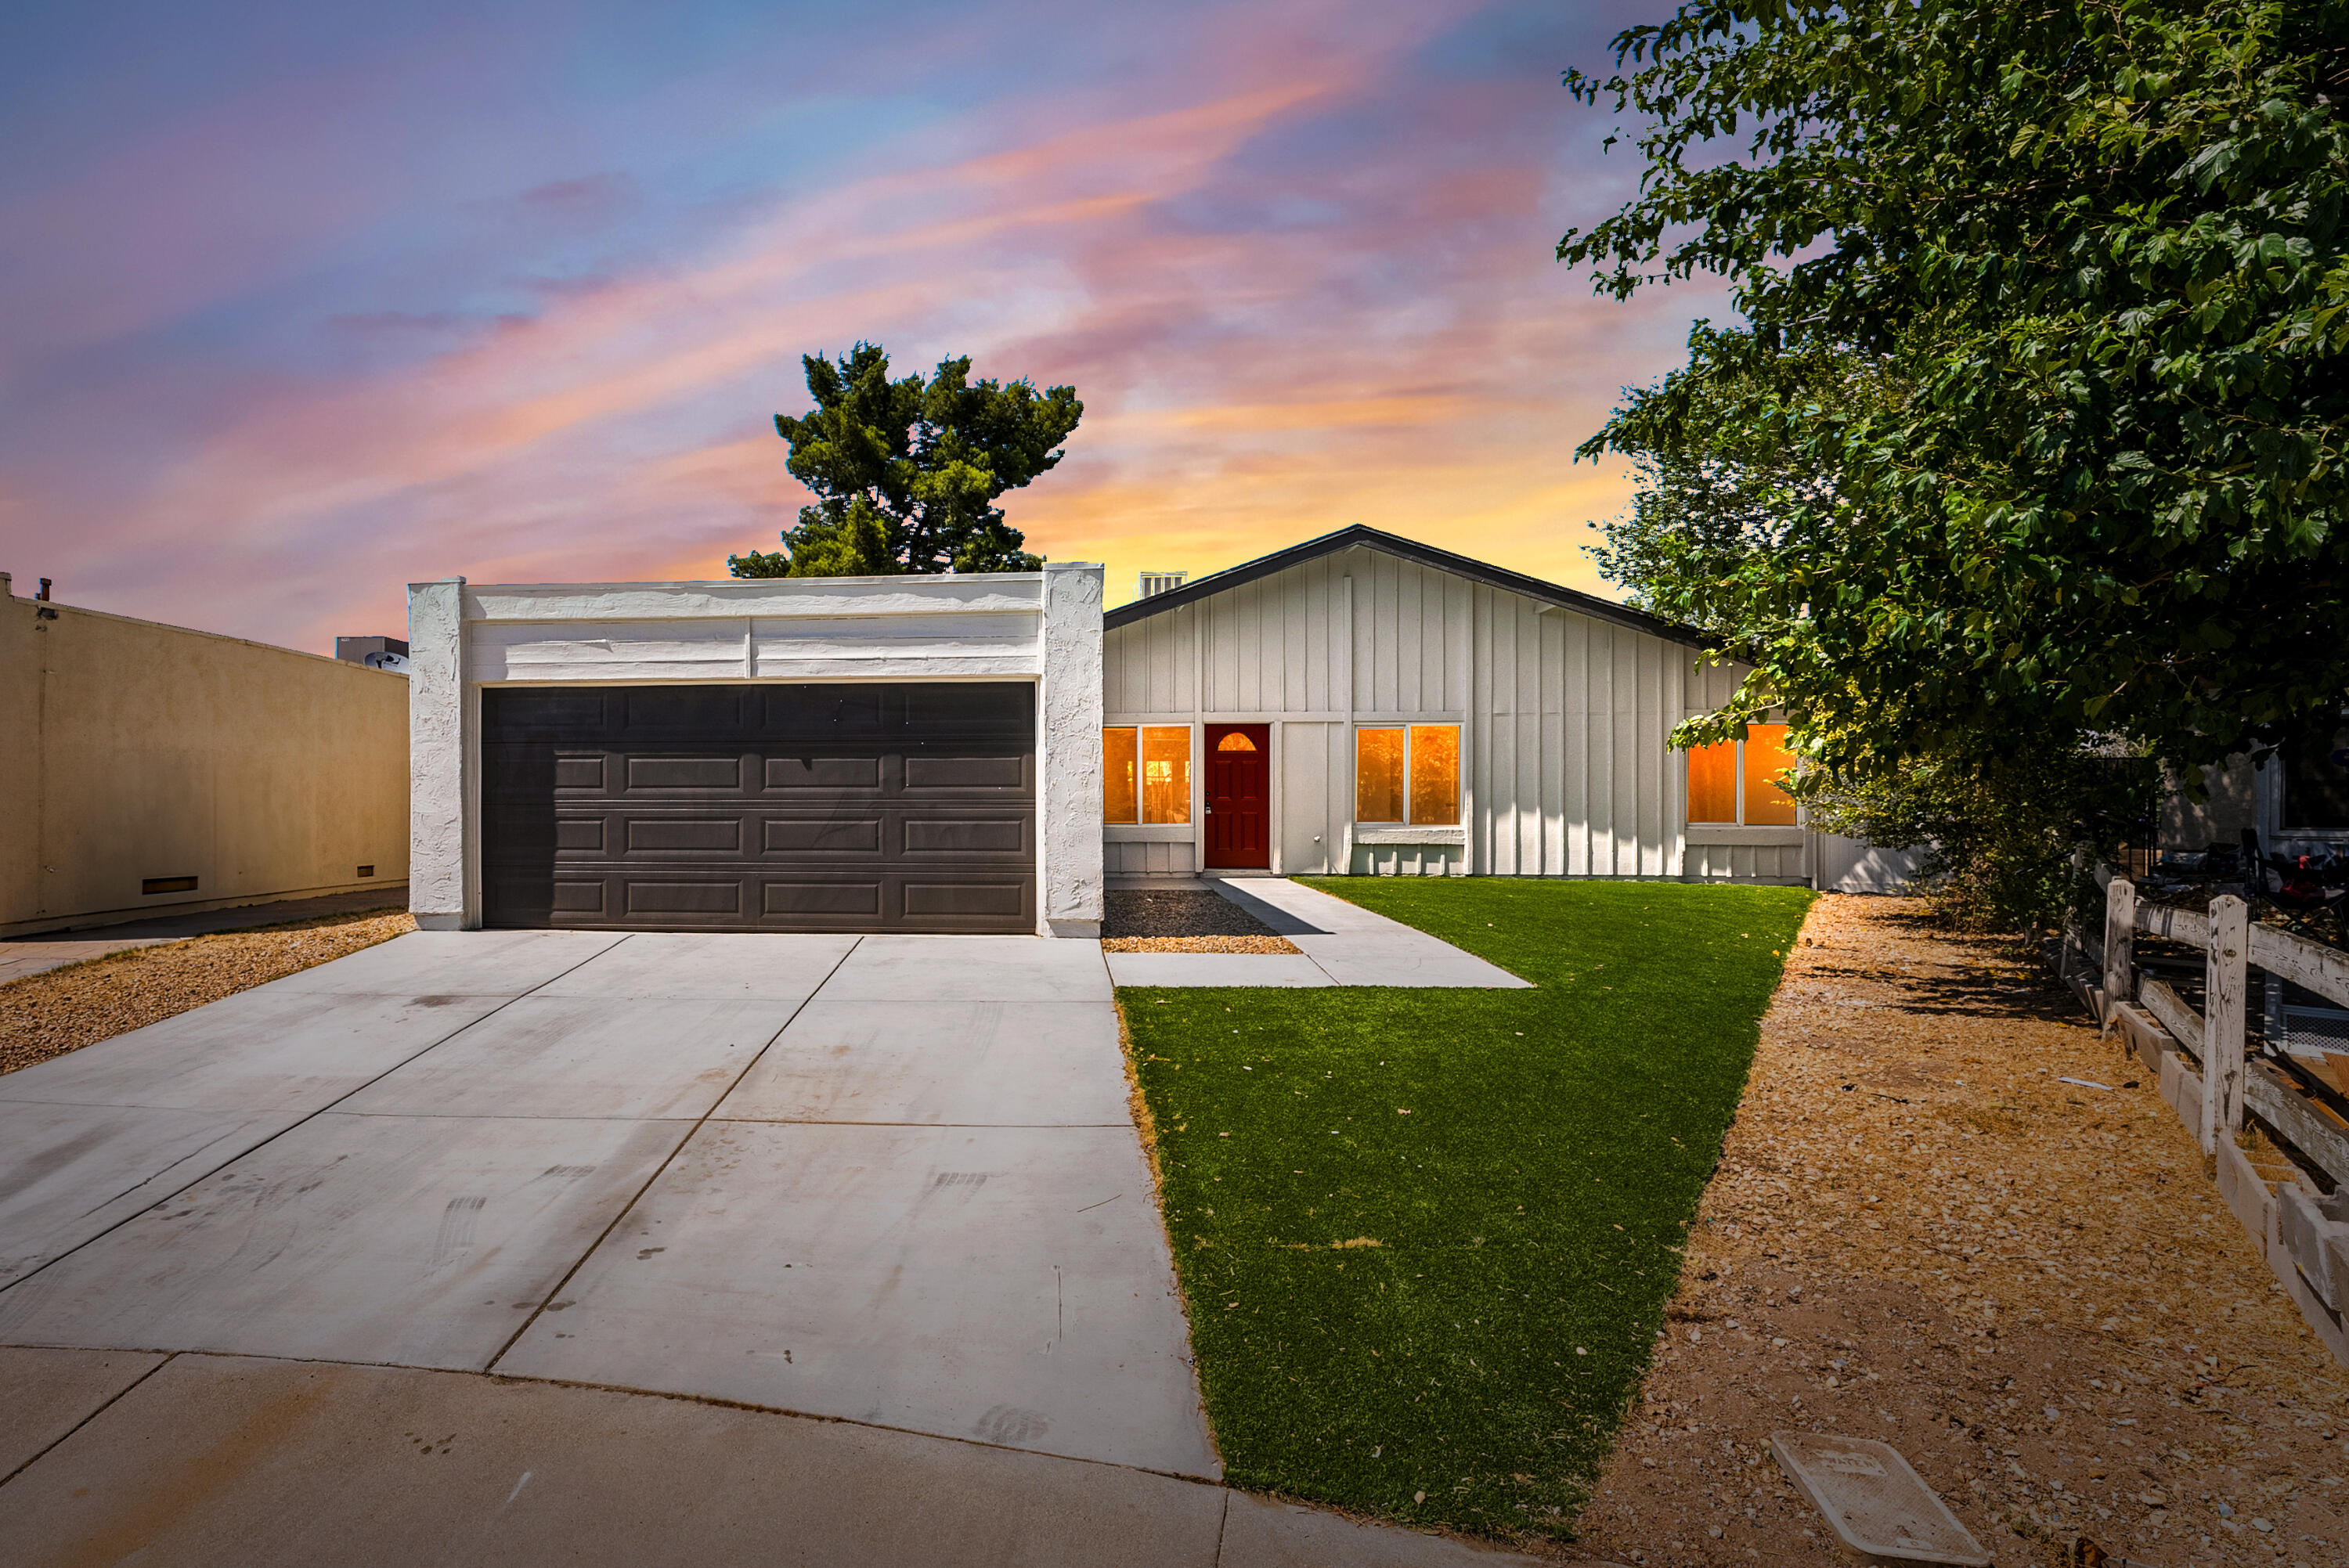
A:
1687,723,1799,826
1142,726,1192,823
1216,731,1257,752
1409,725,1460,825
1356,728,1405,821
1743,723,1797,825
1356,725,1459,825
1104,726,1193,824
1687,741,1737,824
1102,728,1138,823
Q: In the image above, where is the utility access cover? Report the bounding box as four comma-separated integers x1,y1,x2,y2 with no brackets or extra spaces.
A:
1770,1430,1990,1566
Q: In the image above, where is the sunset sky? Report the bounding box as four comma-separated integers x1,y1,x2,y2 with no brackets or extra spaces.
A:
0,0,1730,654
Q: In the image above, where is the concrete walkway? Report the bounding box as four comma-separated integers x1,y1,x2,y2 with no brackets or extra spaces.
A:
0,1349,1549,1566
0,886,411,984
0,922,1575,1563
0,929,1207,1475
1105,879,1532,989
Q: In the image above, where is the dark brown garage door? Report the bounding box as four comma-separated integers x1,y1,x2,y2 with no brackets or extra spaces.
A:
482,683,1034,932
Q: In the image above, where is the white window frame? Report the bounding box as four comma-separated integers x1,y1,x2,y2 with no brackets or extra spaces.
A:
1102,723,1194,828
1351,723,1460,829
1686,726,1803,842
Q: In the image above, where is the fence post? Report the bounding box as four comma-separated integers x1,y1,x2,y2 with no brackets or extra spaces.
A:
2102,878,2135,1029
2201,894,2249,1157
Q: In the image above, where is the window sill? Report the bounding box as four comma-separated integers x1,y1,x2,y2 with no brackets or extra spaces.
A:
1105,823,1195,842
1686,824,1806,846
1352,824,1466,845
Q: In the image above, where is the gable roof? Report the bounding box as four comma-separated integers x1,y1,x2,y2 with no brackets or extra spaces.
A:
1102,524,1708,647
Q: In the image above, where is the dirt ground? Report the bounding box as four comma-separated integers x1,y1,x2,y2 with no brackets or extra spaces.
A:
1571,895,2349,1568
0,909,414,1076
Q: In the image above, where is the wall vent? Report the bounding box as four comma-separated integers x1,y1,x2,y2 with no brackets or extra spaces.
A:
142,876,199,895
357,865,375,878
1137,571,1187,600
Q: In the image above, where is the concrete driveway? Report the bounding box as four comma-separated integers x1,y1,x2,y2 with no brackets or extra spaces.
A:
0,928,1213,1477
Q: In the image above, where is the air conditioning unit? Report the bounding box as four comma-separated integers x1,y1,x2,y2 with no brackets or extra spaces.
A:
1137,571,1187,599
336,635,410,675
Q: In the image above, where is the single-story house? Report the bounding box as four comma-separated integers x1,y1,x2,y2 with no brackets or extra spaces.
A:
404,525,1886,938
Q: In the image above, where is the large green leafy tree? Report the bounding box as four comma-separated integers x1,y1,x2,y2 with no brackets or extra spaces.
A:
1590,341,2167,930
729,343,1084,577
1562,0,2349,786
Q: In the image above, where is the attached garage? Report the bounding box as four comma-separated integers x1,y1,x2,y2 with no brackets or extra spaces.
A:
481,682,1036,932
408,568,1104,937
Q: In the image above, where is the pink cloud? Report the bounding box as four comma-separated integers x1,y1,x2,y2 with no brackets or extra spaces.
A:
2,0,1719,654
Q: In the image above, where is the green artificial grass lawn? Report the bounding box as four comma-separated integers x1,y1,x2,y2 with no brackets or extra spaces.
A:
1120,878,1813,1542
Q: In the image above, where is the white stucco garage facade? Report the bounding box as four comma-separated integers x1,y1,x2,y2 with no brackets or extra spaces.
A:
406,564,1104,938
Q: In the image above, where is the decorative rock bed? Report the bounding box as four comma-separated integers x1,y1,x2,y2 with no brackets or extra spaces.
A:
1099,889,1301,954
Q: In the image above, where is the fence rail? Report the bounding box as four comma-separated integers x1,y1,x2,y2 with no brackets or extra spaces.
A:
2249,923,2349,1013
2080,876,2349,1370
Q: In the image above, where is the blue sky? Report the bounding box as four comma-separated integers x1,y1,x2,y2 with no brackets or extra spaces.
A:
0,0,1726,651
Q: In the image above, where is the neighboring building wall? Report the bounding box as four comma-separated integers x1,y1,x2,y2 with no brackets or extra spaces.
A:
2162,755,2262,853
1099,542,1799,881
0,583,409,936
2162,751,2349,858
1815,833,1925,893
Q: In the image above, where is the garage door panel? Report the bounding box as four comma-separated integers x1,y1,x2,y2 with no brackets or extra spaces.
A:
623,688,749,733
484,683,1034,932
901,881,1028,919
763,755,882,790
482,875,607,921
483,690,621,740
623,818,742,853
904,683,1030,728
624,755,744,791
902,753,1029,791
761,817,884,854
763,881,884,917
553,881,605,914
901,816,1029,856
624,882,744,917
487,748,613,795
761,686,889,734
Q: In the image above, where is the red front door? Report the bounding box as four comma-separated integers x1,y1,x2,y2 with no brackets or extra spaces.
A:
1203,724,1271,869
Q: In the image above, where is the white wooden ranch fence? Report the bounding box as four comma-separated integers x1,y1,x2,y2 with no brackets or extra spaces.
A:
2061,871,2349,1368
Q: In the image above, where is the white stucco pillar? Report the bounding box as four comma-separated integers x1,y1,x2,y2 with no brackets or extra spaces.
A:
1037,561,1105,937
407,578,474,930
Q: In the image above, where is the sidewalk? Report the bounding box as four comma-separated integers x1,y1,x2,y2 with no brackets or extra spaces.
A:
1103,878,1532,989
1,1349,1557,1566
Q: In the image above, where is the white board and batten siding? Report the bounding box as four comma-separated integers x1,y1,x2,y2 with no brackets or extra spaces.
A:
1100,542,1809,883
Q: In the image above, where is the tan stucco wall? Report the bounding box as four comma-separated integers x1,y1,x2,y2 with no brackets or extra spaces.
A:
1,582,409,936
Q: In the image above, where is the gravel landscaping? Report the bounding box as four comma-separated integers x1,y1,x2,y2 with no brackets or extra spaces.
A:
0,908,414,1076
1576,895,2349,1568
1102,889,1300,954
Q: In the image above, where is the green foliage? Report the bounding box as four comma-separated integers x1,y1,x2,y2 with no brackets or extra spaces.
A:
1563,0,2349,783
1123,878,1810,1541
1800,745,2156,933
729,342,1083,578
